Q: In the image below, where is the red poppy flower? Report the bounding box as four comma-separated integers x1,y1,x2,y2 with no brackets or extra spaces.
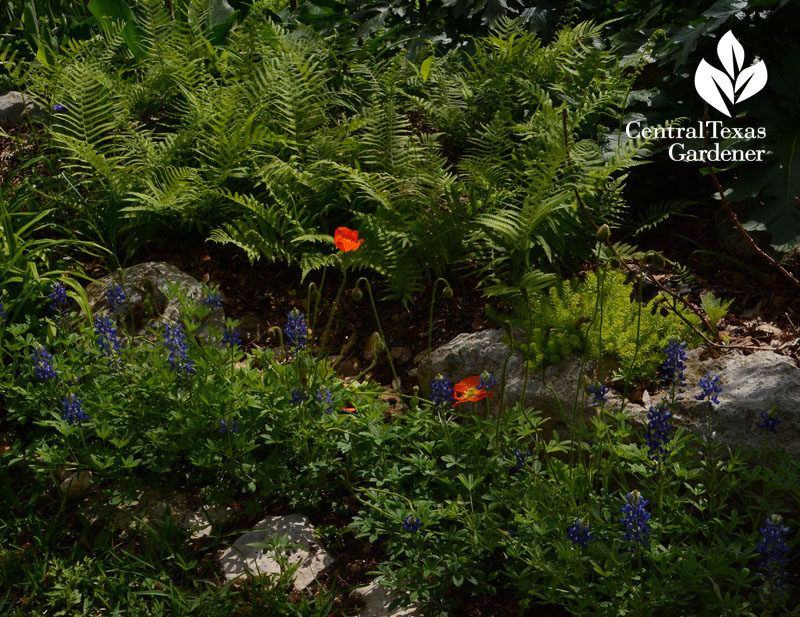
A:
453,375,490,406
334,227,364,252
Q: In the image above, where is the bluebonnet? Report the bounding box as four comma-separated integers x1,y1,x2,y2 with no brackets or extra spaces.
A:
695,374,722,410
94,315,122,358
52,103,70,113
0,300,6,321
32,346,58,382
163,323,196,377
661,338,687,391
48,283,68,312
757,514,791,599
202,288,223,309
429,374,454,408
291,389,309,405
756,409,780,435
567,517,594,549
284,309,308,351
620,490,651,546
218,418,240,434
645,402,673,459
316,386,334,414
105,283,127,315
511,448,531,472
477,371,497,392
222,327,242,349
589,381,609,405
61,394,89,426
401,515,423,534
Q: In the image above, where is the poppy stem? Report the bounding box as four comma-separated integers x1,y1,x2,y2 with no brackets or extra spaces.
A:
319,271,347,359
425,278,452,385
353,277,400,394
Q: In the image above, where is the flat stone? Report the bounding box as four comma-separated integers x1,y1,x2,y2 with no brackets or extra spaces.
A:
58,469,93,498
219,514,333,591
417,329,609,424
112,490,234,538
351,580,421,617
0,91,46,126
652,349,800,456
86,262,224,342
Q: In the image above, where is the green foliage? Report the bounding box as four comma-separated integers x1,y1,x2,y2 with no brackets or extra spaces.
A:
597,0,800,253
0,155,104,335
18,11,655,305
495,268,701,380
1,273,799,615
285,0,578,57
700,290,734,333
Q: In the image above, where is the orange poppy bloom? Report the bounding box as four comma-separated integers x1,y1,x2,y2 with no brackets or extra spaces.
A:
453,375,490,406
334,227,364,252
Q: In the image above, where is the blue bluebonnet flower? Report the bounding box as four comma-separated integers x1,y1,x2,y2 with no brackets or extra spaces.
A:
661,338,687,391
94,315,122,358
222,327,242,349
316,386,334,414
0,300,6,321
284,309,308,351
589,381,609,405
756,409,780,435
401,515,423,534
695,374,722,410
61,394,89,426
52,103,70,113
645,402,673,459
511,448,531,472
620,490,651,546
757,514,791,599
105,283,127,315
567,517,594,549
163,323,196,377
429,374,454,408
202,288,223,309
48,283,68,312
218,418,240,434
291,389,309,405
477,371,497,392
32,346,58,382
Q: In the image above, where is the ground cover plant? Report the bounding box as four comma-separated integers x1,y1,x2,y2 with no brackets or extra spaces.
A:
0,267,798,615
1,1,800,615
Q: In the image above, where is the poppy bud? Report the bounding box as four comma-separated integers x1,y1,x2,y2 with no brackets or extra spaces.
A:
351,287,363,301
651,252,666,270
596,224,611,243
442,286,453,299
608,257,621,269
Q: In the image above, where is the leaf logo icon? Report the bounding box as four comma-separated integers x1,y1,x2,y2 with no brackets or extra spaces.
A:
694,31,768,117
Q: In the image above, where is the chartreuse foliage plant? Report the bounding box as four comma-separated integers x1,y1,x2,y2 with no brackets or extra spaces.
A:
13,4,659,304
489,267,701,381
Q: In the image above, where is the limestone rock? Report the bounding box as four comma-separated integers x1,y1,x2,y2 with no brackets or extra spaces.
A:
219,514,333,591
651,349,800,456
0,91,46,126
86,262,224,342
57,469,93,497
112,490,234,538
416,329,607,425
350,580,421,617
